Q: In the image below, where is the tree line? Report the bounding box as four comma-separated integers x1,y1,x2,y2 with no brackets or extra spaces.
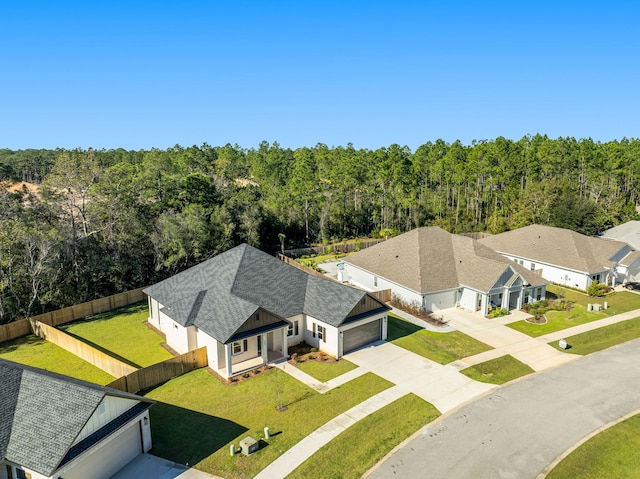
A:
0,135,638,323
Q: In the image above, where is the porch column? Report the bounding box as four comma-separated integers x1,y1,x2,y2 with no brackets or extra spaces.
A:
225,343,233,377
282,328,289,358
502,288,509,310
261,333,268,363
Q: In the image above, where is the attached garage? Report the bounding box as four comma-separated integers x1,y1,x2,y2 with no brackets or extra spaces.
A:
343,319,382,354
63,421,142,479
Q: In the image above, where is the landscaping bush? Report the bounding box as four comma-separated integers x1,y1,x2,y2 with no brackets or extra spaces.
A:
488,308,509,318
587,281,609,297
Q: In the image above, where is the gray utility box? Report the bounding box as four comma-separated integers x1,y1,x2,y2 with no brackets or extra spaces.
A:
240,436,259,455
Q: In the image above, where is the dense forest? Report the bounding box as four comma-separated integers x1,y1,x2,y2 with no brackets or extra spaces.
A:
1,134,639,323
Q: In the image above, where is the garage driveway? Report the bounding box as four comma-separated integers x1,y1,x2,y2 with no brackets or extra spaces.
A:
111,454,223,479
344,341,496,413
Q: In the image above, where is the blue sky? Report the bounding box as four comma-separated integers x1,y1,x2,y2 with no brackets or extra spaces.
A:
1,1,638,151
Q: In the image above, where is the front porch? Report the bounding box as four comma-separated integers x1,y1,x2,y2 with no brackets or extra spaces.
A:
217,349,284,378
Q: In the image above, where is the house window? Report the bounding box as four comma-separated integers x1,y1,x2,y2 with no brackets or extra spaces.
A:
530,263,536,271
360,297,366,305
255,312,260,321
536,288,542,301
287,320,299,337
374,275,378,287
317,325,325,342
524,289,531,303
591,274,601,283
232,339,248,355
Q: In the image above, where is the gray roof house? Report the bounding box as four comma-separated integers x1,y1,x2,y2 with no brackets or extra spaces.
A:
0,359,153,479
343,226,547,316
144,244,389,378
479,224,637,289
600,221,640,250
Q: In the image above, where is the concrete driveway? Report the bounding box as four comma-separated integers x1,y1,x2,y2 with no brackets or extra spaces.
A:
111,454,223,479
344,341,495,413
366,338,640,479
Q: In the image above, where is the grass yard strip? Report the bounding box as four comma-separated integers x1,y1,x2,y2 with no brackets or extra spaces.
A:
286,394,439,479
59,302,172,367
387,314,491,364
549,316,640,355
510,286,640,337
146,368,393,479
294,358,357,382
460,355,534,385
546,414,640,479
0,334,115,385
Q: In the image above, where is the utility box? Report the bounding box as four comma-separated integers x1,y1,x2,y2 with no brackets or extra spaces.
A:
240,436,259,455
558,339,568,350
587,304,593,312
593,304,602,312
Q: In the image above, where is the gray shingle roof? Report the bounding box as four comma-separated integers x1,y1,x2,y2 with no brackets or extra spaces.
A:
345,227,546,293
479,224,630,273
0,359,151,477
600,221,640,250
144,244,378,343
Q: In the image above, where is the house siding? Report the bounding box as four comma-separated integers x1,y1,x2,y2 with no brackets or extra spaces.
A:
304,315,339,357
72,397,139,445
346,263,423,307
422,289,458,312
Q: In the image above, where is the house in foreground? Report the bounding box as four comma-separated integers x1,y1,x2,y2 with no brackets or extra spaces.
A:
144,244,389,378
479,224,640,289
342,226,547,316
0,359,153,479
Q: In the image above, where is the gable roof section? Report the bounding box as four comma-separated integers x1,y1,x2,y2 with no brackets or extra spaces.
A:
600,221,640,250
144,244,379,343
345,227,546,294
479,224,629,273
0,359,151,477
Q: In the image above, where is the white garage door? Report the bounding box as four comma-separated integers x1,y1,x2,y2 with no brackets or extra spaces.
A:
343,319,381,353
65,421,142,479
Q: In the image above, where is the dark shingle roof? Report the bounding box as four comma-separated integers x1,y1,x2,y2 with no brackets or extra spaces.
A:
0,359,151,477
479,224,629,273
144,244,377,343
345,227,547,293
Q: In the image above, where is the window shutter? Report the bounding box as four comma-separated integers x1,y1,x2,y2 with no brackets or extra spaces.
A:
313,323,316,338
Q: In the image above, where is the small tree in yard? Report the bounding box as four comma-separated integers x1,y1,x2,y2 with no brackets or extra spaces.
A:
586,281,608,297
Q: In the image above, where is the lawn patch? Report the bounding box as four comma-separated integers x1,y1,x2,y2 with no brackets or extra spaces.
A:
146,368,393,479
294,358,357,382
0,334,115,384
59,301,172,367
388,315,491,364
287,394,439,479
460,355,534,385
549,316,640,355
547,414,640,479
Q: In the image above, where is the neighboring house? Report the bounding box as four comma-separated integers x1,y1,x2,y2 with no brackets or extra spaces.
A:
479,224,639,290
144,244,389,378
343,226,547,316
0,359,153,479
600,220,640,250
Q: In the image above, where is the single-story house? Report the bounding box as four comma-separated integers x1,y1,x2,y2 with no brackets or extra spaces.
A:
0,359,153,479
479,224,640,289
144,244,389,378
600,220,640,250
343,226,548,316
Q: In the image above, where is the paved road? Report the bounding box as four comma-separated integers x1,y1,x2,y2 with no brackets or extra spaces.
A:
367,338,640,479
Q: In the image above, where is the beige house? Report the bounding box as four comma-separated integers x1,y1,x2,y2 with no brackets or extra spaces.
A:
480,224,640,290
343,227,547,316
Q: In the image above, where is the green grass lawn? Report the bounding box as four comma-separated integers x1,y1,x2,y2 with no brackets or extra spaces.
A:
59,302,172,367
286,394,439,479
146,368,393,479
387,314,492,364
508,286,640,337
549,316,640,355
460,355,534,385
546,414,640,479
0,334,115,384
294,358,358,382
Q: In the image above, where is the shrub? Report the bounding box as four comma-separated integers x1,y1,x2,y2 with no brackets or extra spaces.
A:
587,281,609,297
310,347,317,353
489,308,509,318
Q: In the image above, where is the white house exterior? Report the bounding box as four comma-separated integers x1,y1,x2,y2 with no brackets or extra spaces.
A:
480,224,637,290
344,227,548,317
0,359,153,479
144,244,389,378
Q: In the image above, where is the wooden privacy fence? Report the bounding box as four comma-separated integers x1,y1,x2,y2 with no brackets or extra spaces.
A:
0,287,146,344
370,289,392,303
276,253,327,279
30,320,138,378
283,239,384,259
107,347,208,394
